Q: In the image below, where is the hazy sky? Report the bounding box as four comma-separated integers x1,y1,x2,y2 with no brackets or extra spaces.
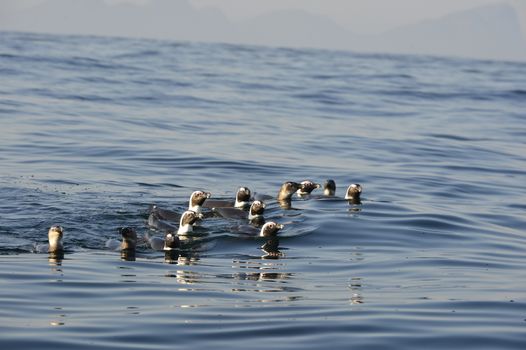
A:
2,0,526,61
189,0,526,34
97,0,526,35
5,0,526,35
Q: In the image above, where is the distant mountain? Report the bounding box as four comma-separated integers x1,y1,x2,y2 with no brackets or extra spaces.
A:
367,3,526,61
233,9,355,50
0,0,233,41
1,0,525,61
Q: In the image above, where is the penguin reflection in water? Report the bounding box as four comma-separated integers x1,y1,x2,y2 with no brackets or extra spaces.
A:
261,236,283,259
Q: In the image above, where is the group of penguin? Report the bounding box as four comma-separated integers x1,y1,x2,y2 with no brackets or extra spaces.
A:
43,180,363,260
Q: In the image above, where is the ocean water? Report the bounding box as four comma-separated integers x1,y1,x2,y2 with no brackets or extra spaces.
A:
1,31,526,349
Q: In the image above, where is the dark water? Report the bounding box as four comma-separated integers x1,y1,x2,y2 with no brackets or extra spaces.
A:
1,31,526,349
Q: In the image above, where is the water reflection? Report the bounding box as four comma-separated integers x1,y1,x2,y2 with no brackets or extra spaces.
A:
126,306,140,315
49,307,66,326
164,250,180,264
48,251,64,266
170,270,202,285
348,203,362,213
261,237,283,259
48,252,64,282
120,272,137,283
232,255,292,288
231,271,292,283
348,277,364,305
120,248,136,261
348,198,362,206
163,250,200,266
164,251,203,284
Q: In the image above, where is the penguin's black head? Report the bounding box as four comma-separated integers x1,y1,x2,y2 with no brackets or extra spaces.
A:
277,181,302,200
180,210,202,226
259,221,284,237
323,179,336,196
236,187,251,202
298,180,321,195
190,191,211,207
164,231,180,250
120,227,137,242
345,184,362,200
249,200,266,216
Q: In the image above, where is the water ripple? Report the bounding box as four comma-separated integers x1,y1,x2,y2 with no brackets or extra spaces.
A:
1,31,525,350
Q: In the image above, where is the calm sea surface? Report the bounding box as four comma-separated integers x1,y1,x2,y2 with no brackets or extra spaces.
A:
1,31,525,349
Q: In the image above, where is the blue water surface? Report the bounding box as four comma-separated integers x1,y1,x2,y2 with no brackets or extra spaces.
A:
1,31,526,349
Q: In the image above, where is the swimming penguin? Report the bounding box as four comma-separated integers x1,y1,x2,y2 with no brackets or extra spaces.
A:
148,190,210,230
164,231,180,250
276,181,302,209
148,190,210,226
145,230,180,251
232,219,283,237
345,184,363,204
119,227,137,250
296,180,321,197
178,210,202,235
323,179,336,196
149,204,180,222
148,210,179,232
47,225,64,253
105,227,138,251
188,191,211,215
34,225,64,254
212,198,266,222
203,187,251,209
248,200,266,226
118,227,138,261
277,182,302,201
234,187,252,208
259,221,284,237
